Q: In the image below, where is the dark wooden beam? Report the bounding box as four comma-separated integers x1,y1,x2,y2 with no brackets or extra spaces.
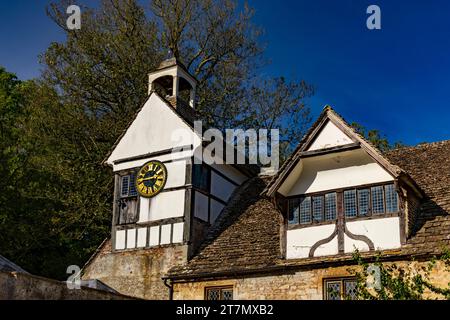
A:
299,142,360,158
113,144,193,165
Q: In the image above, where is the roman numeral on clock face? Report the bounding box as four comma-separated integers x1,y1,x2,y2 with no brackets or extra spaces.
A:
135,160,167,198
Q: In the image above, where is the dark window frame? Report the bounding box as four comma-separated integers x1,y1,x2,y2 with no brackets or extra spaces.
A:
357,188,370,216
288,192,337,226
117,170,140,225
312,195,324,223
323,277,358,300
343,189,357,218
371,185,385,215
287,182,400,228
204,286,234,300
384,184,399,213
120,172,138,198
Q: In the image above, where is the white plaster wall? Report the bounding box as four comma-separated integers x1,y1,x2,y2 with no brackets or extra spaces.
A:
107,93,201,167
194,191,209,221
138,198,150,222
126,229,136,249
344,234,369,253
137,228,147,248
115,230,126,250
210,199,225,224
346,217,401,251
172,222,184,243
314,236,339,257
148,190,185,221
286,149,394,195
164,160,187,188
149,226,160,246
160,224,172,245
138,160,186,223
210,172,236,202
307,120,353,151
286,224,338,259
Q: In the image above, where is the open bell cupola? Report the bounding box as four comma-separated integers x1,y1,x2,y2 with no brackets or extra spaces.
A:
148,57,198,108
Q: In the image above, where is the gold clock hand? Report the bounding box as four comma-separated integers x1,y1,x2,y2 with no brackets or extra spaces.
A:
141,175,157,181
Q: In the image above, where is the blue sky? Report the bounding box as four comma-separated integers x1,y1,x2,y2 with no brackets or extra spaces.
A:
1,1,450,145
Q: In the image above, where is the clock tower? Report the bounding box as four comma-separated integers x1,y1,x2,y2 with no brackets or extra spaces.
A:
82,58,253,299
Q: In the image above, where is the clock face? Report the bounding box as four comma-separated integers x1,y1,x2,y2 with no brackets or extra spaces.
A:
135,160,167,198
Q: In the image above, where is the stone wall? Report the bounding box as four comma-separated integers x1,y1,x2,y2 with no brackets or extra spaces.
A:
0,271,132,300
82,240,188,300
173,260,450,300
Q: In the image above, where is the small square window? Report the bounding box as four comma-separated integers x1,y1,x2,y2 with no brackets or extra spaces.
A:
205,286,233,300
324,278,357,300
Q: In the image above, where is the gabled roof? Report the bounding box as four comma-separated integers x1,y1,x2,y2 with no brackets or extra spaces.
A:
102,90,197,166
264,106,422,197
102,91,258,176
166,141,450,280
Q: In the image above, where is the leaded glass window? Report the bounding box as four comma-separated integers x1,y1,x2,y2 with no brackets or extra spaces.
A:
325,193,337,221
129,173,137,196
121,175,129,197
324,278,357,300
121,174,137,197
288,198,300,225
206,289,220,300
358,188,370,216
286,183,399,226
344,190,357,218
344,279,358,300
222,288,233,300
205,287,233,300
385,184,399,213
325,281,341,300
371,186,385,214
299,197,312,224
312,196,324,222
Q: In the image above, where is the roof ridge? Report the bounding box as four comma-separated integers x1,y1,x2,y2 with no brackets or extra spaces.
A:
264,105,409,196
385,139,450,155
102,91,197,166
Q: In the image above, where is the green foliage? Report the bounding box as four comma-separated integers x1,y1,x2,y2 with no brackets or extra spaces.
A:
0,71,112,278
350,249,450,300
0,0,313,279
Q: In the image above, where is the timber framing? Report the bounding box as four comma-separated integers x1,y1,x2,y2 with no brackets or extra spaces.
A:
113,145,193,165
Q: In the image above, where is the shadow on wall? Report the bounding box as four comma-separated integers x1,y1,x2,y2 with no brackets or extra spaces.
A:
0,271,135,300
